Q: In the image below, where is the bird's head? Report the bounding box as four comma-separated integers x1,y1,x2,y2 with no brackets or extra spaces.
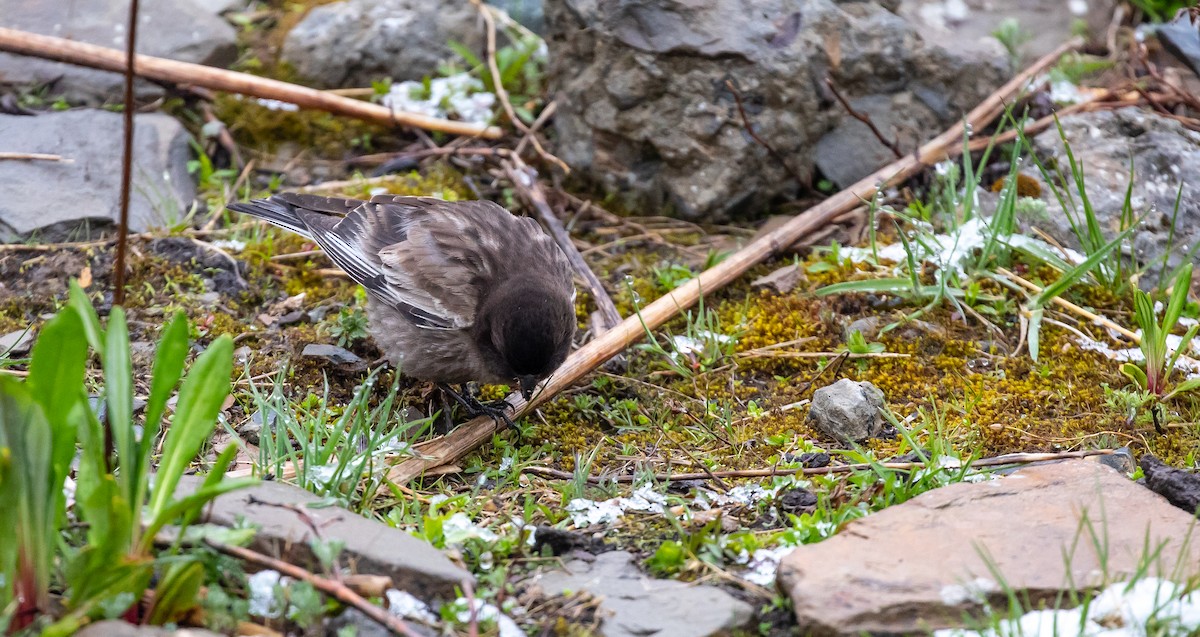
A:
477,282,575,401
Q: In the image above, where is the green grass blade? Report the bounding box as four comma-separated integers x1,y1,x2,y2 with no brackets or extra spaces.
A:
1027,221,1139,310
104,307,136,505
1027,308,1044,362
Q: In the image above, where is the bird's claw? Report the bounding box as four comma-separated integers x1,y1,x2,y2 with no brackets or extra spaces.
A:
439,384,516,430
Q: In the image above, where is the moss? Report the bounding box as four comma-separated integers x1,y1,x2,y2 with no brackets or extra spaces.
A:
214,93,393,159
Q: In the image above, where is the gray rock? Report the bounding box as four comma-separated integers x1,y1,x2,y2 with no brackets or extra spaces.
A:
492,0,545,34
897,0,1116,69
281,0,484,88
0,0,237,104
751,263,806,294
1157,17,1200,79
174,475,472,599
75,620,222,637
807,378,886,443
529,551,752,637
778,460,1200,636
302,343,363,365
0,328,34,356
1031,107,1200,284
0,110,195,242
1140,455,1200,515
545,0,1007,221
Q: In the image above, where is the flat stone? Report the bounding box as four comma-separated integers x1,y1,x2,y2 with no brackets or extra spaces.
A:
174,476,472,599
1155,17,1200,79
806,378,886,443
0,328,34,356
75,620,222,637
529,550,752,637
302,343,364,365
0,110,195,242
0,0,237,104
751,263,806,294
778,461,1200,636
281,0,484,88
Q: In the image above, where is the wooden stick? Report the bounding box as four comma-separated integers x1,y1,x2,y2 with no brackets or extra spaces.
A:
998,267,1140,342
0,152,69,162
383,39,1084,484
0,27,503,140
520,449,1115,484
504,157,622,332
202,540,424,637
112,0,140,308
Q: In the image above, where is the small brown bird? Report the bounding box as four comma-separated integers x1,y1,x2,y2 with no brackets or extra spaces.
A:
227,193,576,421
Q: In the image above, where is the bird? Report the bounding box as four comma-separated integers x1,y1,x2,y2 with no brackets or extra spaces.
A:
226,192,577,425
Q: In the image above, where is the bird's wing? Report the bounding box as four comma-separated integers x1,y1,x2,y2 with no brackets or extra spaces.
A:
278,195,466,330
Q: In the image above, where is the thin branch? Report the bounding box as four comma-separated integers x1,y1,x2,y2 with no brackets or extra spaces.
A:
0,152,69,162
0,26,502,139
470,0,569,173
112,0,139,308
725,79,809,188
824,76,904,159
203,540,424,637
520,449,1115,484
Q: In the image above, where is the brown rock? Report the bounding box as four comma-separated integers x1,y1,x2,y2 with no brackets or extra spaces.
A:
174,476,471,599
751,263,806,294
777,461,1200,636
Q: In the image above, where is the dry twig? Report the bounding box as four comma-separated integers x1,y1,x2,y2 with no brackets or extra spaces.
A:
111,0,140,308
0,27,502,139
725,79,809,188
824,76,903,159
0,152,69,162
203,540,424,637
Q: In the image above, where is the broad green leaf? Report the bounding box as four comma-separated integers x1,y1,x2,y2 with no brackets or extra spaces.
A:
1163,378,1200,402
137,312,190,510
1120,363,1148,390
68,279,105,354
1027,308,1044,362
148,335,234,520
146,558,205,625
25,308,88,494
104,307,137,508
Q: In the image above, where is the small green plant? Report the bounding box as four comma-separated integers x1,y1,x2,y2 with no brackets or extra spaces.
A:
0,281,253,634
1129,0,1194,22
1119,263,1200,433
323,306,370,347
992,18,1031,71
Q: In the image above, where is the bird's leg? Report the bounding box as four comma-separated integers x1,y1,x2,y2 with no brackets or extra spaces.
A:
438,383,515,430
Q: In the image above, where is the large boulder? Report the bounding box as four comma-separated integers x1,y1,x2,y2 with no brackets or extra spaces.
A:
0,110,195,242
544,0,1009,221
1031,107,1200,280
0,0,237,104
281,0,485,88
777,460,1200,636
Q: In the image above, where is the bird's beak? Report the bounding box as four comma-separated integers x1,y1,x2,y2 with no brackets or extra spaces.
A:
519,375,539,402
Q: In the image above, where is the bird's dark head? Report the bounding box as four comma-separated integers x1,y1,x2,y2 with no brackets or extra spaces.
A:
477,281,575,401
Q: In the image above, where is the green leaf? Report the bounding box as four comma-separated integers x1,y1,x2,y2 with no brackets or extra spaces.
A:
1027,308,1044,362
68,279,106,354
138,312,190,509
142,478,257,551
25,308,88,495
1120,362,1148,390
104,307,137,505
0,377,55,612
1163,378,1200,402
146,558,205,625
147,335,234,522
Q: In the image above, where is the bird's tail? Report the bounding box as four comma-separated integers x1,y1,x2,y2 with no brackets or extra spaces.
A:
226,198,312,239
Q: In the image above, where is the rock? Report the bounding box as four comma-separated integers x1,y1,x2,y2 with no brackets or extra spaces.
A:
529,551,752,637
897,0,1115,68
0,110,195,242
1031,107,1200,284
493,0,545,34
777,461,1200,636
777,487,818,515
806,379,886,443
545,0,1007,221
302,343,364,366
1155,16,1200,79
1140,455,1200,515
1098,446,1135,475
281,0,484,88
0,0,237,104
0,328,34,356
751,263,806,294
75,620,222,637
174,476,472,599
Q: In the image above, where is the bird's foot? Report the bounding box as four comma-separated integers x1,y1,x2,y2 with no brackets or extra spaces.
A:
439,383,515,430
